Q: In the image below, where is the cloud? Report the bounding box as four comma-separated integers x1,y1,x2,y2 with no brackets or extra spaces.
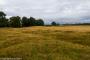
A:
0,0,90,23
0,0,6,5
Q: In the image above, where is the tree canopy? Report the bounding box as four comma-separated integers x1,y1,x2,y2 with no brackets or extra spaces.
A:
10,16,21,27
0,11,45,27
0,11,8,27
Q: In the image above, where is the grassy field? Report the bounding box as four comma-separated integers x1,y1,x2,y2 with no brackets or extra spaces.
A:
0,26,90,60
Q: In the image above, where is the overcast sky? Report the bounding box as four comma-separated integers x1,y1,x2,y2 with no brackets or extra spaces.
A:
0,0,90,23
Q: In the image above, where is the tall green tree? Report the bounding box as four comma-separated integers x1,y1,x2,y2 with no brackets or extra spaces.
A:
29,17,36,26
0,11,8,27
22,16,29,27
0,11,6,18
10,16,21,27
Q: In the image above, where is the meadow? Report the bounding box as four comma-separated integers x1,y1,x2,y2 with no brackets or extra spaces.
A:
0,26,90,60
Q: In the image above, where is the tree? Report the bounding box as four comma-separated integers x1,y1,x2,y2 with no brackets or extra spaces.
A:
36,19,44,26
22,16,29,27
10,16,21,27
51,21,57,26
29,17,36,26
0,11,6,18
0,11,8,27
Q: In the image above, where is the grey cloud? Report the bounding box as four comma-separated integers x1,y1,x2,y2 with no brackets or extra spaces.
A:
0,0,90,23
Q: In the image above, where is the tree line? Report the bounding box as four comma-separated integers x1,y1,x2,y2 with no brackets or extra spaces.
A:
0,11,44,27
2,11,89,27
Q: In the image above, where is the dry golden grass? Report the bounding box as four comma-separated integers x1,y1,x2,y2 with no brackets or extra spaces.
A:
0,26,90,60
28,26,90,32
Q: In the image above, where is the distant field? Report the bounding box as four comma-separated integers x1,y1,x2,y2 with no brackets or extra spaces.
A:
0,26,90,60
